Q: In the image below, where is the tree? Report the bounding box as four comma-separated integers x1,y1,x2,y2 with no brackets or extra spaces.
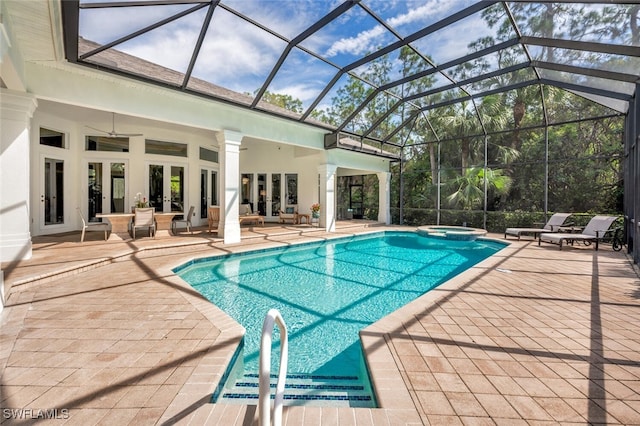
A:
431,95,509,173
446,167,512,211
254,90,304,113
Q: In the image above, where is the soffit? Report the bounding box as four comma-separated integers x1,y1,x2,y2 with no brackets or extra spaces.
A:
3,0,61,62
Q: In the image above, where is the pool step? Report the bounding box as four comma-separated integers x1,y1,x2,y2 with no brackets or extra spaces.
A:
217,373,375,407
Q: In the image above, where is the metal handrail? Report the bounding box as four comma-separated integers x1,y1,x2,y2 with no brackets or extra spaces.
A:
258,309,288,426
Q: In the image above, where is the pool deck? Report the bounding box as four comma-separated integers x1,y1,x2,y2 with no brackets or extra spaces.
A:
1,221,639,425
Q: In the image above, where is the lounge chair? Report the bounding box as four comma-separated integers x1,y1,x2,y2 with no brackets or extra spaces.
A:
132,207,155,240
172,205,195,234
208,206,220,234
504,212,572,240
77,207,109,243
278,205,298,224
538,215,619,250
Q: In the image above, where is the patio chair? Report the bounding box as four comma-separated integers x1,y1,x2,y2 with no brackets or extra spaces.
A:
132,207,155,240
171,205,195,234
208,206,220,234
240,203,253,215
538,215,620,250
278,205,298,224
504,212,572,240
77,207,109,243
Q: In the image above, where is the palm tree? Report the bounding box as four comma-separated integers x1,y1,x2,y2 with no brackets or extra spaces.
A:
433,96,509,173
446,167,512,211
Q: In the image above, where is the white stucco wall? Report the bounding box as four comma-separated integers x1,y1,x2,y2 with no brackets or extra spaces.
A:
27,98,390,238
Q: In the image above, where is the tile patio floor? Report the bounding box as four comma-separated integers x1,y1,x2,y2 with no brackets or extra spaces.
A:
1,222,639,425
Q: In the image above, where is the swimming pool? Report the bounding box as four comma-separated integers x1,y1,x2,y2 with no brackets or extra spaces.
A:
175,231,505,406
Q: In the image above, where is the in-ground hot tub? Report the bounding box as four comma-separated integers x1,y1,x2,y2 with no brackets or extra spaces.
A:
417,225,487,241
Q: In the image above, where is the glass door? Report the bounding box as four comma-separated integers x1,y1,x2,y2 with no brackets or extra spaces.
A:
148,163,185,213
240,173,254,213
42,157,65,226
87,161,126,221
349,176,364,219
200,168,218,220
257,173,267,216
285,173,298,207
270,173,281,219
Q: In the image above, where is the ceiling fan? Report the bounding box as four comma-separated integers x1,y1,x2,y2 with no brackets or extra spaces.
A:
86,112,143,138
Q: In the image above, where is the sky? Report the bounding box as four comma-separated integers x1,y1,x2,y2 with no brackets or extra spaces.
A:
78,0,484,110
77,1,634,117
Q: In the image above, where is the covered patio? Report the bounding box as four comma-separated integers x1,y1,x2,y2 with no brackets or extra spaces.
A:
1,223,639,424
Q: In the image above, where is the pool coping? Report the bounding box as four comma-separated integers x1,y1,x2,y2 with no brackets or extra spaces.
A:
361,235,511,414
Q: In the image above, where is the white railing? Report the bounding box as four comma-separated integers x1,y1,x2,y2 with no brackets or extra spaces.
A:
258,309,288,426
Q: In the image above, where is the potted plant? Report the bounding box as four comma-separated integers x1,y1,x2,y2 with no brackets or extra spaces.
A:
133,192,149,212
311,203,320,219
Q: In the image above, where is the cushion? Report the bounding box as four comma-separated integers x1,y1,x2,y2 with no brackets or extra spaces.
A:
285,207,295,214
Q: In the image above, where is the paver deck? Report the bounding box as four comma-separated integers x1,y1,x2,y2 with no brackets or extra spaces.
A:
1,223,639,425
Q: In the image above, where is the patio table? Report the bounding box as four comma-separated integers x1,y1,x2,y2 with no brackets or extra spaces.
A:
239,214,264,226
297,213,310,225
96,213,134,240
96,212,178,239
154,212,178,237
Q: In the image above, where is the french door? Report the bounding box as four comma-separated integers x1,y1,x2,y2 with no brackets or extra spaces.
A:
200,168,218,220
41,156,65,228
148,163,186,213
240,172,297,220
87,161,127,222
270,173,281,219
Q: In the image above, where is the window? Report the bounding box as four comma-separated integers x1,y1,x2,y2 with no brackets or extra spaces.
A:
40,128,65,148
199,147,218,163
86,136,129,152
145,139,187,157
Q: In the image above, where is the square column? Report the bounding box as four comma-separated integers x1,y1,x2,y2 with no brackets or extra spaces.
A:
217,130,243,244
318,164,338,232
377,172,391,225
1,90,37,262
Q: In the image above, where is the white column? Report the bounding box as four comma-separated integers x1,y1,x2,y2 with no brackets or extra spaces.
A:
1,89,37,262
377,172,391,225
318,164,337,232
217,130,243,244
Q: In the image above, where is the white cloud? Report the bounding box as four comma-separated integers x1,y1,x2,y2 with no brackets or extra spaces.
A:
325,25,387,57
323,1,450,58
414,13,491,64
271,83,321,104
80,5,196,44
191,13,285,86
387,0,456,28
124,28,196,73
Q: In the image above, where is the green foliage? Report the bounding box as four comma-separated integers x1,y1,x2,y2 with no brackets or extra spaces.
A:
255,90,304,113
446,167,513,211
321,4,627,223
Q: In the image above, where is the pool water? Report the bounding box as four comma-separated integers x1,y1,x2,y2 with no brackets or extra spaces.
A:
175,231,505,405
